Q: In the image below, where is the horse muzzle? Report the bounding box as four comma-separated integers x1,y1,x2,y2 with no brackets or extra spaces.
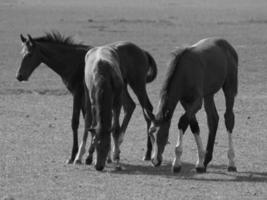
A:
16,73,27,82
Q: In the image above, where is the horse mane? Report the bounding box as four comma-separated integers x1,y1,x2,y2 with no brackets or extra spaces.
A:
160,47,188,97
34,31,84,47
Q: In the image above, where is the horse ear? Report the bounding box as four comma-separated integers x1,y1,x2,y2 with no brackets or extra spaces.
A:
27,34,35,46
20,34,26,43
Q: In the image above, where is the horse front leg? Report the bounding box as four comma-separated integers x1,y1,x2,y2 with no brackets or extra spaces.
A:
74,111,90,164
112,99,123,170
66,93,81,164
172,97,203,173
85,132,95,165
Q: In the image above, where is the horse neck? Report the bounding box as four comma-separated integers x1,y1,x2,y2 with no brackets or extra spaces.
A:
38,42,87,89
95,80,113,131
156,78,182,121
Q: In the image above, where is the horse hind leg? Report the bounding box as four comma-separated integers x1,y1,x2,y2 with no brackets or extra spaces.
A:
223,87,237,172
129,82,153,161
119,88,136,152
203,95,219,169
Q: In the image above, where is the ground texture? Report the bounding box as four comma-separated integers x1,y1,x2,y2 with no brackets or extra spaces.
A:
0,0,266,199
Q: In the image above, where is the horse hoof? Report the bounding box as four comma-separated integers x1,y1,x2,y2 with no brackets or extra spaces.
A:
95,165,104,171
115,165,122,171
151,158,161,167
107,158,112,164
74,159,82,165
66,158,74,164
172,166,182,173
143,154,151,161
196,167,206,173
85,157,93,165
228,166,237,172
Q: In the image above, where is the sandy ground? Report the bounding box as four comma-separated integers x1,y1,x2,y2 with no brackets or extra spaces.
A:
0,0,267,199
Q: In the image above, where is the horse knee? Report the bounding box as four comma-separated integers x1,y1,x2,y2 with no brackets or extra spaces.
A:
71,118,79,131
190,119,200,134
125,101,136,115
224,111,235,132
178,114,189,133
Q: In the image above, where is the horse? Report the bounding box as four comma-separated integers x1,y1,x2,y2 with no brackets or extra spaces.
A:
75,41,157,165
17,32,91,164
84,46,124,171
16,32,157,164
147,38,238,173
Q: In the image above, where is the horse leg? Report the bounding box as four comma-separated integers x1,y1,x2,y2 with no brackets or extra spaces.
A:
112,98,123,170
172,127,186,173
74,112,91,164
203,95,219,168
180,100,205,172
172,97,203,173
190,116,206,173
85,103,96,165
119,88,136,155
66,92,81,164
223,89,237,172
129,83,153,160
74,94,92,164
172,97,202,173
143,112,153,161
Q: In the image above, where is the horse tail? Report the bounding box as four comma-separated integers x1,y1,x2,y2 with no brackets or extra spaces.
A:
144,51,158,83
217,39,238,95
217,39,238,66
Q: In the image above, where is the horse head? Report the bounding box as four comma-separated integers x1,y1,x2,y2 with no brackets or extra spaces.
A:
148,110,171,167
16,34,42,81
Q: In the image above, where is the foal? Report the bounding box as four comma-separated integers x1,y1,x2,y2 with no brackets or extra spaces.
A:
148,38,238,173
84,46,123,171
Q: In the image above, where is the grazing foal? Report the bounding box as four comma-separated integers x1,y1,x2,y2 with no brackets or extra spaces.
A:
84,46,124,171
75,41,157,165
148,38,238,173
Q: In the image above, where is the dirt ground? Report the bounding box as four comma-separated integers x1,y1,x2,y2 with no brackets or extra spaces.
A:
0,0,267,199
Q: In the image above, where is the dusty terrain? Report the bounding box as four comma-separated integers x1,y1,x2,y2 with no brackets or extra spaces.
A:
0,0,266,199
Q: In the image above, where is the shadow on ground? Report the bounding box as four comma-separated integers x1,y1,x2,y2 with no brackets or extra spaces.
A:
109,161,267,183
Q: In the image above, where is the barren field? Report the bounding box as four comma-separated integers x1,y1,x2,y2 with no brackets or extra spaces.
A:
0,0,267,199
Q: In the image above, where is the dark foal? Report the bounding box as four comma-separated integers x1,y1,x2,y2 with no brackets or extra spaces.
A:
148,38,238,173
17,32,91,163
